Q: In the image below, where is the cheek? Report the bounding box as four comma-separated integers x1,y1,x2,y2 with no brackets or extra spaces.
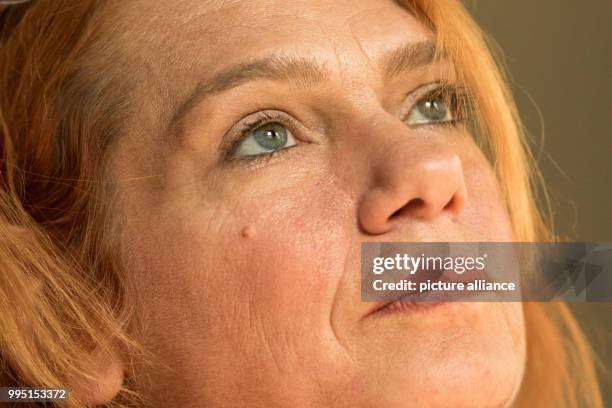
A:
218,181,352,317
119,167,356,396
461,150,515,241
123,167,354,347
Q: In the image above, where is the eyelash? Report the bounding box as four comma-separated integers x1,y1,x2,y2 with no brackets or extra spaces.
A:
223,83,470,163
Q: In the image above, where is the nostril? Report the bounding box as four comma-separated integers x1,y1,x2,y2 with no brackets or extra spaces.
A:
391,198,424,218
444,195,456,210
405,198,424,212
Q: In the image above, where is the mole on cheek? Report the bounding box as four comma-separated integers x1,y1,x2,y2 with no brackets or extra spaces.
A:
241,225,255,239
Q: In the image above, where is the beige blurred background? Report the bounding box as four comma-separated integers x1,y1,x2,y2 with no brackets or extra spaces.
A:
465,0,611,403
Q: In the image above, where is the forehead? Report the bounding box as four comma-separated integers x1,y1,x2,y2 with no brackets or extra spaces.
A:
108,0,435,143
113,0,432,72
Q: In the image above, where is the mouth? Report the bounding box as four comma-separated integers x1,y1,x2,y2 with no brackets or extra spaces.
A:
364,267,494,318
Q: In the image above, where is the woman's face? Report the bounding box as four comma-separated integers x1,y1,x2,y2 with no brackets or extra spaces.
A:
112,0,525,406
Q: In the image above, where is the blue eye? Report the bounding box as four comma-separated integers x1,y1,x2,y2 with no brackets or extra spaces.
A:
233,122,297,158
406,93,456,125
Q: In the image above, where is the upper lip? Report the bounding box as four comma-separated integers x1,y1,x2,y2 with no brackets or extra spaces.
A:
363,267,491,317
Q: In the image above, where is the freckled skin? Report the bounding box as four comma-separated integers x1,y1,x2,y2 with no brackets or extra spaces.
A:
112,0,526,407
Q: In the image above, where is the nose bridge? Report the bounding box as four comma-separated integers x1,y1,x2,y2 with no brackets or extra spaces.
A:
356,117,468,235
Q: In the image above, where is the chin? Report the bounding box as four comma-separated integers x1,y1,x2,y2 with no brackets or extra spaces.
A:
354,302,526,407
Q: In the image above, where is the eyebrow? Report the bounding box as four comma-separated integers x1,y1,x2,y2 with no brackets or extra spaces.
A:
169,40,439,136
169,55,328,135
381,40,439,78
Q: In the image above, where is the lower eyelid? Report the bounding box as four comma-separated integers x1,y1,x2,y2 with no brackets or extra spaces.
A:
228,143,300,167
407,116,464,131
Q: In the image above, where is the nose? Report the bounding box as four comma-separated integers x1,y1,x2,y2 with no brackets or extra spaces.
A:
358,123,467,235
